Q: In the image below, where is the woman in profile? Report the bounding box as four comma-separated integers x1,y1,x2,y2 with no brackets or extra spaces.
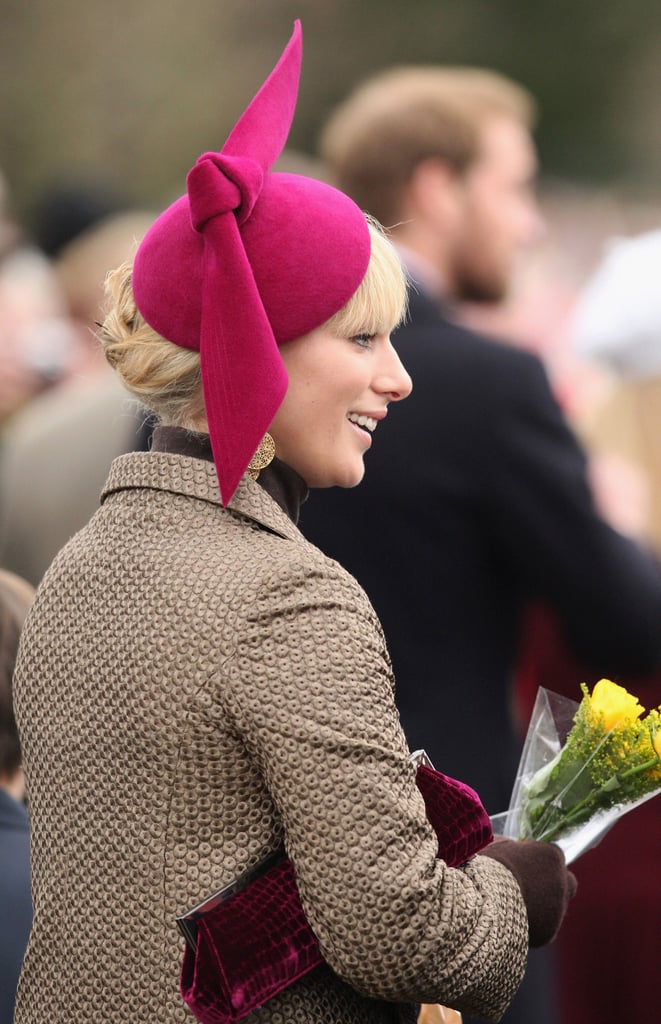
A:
13,22,573,1024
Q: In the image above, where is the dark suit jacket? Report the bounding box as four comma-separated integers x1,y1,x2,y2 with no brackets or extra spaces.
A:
301,286,661,815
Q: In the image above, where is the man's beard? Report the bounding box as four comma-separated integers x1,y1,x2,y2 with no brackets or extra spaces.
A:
454,262,509,305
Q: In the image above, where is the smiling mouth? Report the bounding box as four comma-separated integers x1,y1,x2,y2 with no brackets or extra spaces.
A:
347,412,377,432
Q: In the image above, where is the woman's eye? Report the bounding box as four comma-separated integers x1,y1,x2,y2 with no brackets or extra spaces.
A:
352,332,375,349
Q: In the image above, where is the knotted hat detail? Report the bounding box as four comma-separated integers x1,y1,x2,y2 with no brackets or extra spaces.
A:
188,154,264,232
132,22,371,504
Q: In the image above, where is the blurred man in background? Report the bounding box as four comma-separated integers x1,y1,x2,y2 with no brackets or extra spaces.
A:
301,65,661,1024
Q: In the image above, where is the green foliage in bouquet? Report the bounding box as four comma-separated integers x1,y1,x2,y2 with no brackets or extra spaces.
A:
520,679,661,843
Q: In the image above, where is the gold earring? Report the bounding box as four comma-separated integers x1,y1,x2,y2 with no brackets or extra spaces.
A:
247,432,276,480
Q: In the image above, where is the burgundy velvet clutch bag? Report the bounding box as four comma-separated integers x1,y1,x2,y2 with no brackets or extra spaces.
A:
179,755,492,1023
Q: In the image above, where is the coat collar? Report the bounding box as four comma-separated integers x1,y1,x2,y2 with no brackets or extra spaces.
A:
101,451,303,542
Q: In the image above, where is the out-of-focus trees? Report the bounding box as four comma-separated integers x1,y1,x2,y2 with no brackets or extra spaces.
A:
2,0,661,215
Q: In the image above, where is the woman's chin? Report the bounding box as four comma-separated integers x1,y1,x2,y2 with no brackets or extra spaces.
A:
308,462,366,490
335,462,366,489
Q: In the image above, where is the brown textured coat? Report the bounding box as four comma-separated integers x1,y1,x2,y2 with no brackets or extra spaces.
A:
14,452,528,1023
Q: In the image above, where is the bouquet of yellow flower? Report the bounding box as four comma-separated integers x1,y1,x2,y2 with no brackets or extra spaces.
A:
499,679,661,863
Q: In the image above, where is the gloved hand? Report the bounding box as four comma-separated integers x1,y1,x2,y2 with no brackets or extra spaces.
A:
479,837,577,947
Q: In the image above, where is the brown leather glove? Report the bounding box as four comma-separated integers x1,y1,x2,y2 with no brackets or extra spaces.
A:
479,837,577,947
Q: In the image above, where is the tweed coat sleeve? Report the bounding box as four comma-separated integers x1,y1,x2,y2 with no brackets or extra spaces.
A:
219,544,528,1019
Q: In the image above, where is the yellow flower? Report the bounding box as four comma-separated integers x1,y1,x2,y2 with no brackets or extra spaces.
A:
588,679,645,731
654,730,661,761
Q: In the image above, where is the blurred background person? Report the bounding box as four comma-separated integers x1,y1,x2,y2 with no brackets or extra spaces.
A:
573,227,661,550
300,65,661,1024
0,568,35,1023
0,181,155,584
26,179,151,386
0,171,19,262
512,228,661,1024
0,170,75,430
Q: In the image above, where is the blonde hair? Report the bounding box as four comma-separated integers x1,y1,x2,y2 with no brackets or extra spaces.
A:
326,218,407,338
321,66,536,226
100,265,205,429
99,217,407,428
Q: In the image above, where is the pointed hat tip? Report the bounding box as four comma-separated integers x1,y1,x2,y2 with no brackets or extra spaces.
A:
221,20,303,171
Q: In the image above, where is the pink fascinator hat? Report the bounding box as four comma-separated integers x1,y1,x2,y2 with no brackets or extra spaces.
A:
132,21,371,504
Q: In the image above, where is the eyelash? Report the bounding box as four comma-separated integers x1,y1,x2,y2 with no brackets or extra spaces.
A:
352,332,376,350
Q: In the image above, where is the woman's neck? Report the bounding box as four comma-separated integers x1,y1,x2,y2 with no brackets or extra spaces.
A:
150,424,308,523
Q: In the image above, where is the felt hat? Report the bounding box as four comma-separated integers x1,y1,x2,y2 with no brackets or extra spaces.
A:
132,21,371,504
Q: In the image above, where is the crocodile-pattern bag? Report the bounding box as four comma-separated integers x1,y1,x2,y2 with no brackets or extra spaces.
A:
179,760,493,1023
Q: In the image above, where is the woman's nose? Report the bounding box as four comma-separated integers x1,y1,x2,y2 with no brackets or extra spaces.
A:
377,341,413,401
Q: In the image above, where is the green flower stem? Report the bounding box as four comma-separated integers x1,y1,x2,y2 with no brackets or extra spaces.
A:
533,750,661,843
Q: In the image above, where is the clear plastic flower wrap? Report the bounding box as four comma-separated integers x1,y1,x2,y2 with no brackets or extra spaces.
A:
493,680,661,864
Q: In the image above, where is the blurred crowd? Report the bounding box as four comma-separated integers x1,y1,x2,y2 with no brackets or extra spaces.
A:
2,62,661,1023
0,174,155,585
